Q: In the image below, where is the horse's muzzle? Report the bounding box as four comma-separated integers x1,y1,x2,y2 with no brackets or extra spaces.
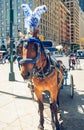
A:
21,70,33,80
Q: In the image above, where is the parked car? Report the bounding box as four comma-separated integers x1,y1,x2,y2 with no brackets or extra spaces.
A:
76,49,84,59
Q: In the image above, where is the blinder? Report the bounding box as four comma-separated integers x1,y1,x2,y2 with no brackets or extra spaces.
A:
19,37,42,66
19,39,28,48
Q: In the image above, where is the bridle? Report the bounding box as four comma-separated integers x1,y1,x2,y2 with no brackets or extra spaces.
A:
17,37,57,79
19,38,44,62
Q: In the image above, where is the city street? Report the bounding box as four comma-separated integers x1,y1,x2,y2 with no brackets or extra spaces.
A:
42,59,84,130
0,59,84,130
0,0,84,129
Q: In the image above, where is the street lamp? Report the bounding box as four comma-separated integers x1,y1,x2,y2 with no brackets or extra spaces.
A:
9,0,15,81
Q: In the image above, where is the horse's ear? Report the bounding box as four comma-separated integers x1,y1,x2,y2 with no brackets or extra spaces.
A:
18,31,24,39
32,26,39,38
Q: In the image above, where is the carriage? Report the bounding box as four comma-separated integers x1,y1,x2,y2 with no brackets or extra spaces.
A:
52,54,74,98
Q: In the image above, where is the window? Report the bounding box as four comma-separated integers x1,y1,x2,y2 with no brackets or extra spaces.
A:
1,22,4,25
1,15,4,19
1,27,4,31
13,26,15,30
29,1,33,8
17,18,20,22
17,6,20,10
13,32,15,37
1,10,3,14
17,13,20,16
6,2,9,7
12,1,14,5
2,33,4,37
6,26,9,31
0,3,3,8
23,0,27,2
17,0,20,4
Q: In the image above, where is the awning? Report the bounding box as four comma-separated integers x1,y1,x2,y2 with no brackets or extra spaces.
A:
41,40,52,47
46,47,57,52
56,45,63,49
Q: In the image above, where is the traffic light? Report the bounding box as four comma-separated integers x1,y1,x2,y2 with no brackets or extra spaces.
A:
39,35,45,41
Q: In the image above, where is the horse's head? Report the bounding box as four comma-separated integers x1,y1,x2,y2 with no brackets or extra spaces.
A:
17,37,47,80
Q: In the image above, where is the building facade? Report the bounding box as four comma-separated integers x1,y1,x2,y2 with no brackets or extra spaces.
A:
35,0,60,45
62,0,80,45
79,8,84,48
59,1,71,48
0,0,35,42
78,0,84,12
0,0,60,47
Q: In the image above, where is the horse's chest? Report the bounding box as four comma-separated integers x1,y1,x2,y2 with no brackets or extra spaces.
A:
33,71,58,90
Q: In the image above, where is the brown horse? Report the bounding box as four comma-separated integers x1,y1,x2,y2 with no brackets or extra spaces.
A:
17,37,63,130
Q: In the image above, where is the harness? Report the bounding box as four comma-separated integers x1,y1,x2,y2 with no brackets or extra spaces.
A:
33,57,56,79
18,37,61,79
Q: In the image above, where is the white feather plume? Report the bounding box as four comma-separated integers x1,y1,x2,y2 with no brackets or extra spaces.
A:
21,4,47,33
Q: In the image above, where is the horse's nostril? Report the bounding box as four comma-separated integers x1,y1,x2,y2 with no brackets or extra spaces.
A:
27,71,30,77
21,71,31,79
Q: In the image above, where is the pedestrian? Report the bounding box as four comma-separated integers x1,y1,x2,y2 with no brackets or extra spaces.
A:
68,55,71,70
71,55,76,70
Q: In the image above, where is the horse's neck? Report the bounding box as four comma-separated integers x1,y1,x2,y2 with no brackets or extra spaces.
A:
36,55,47,70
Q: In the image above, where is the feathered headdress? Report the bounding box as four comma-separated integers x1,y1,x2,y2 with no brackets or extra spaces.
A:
21,4,47,35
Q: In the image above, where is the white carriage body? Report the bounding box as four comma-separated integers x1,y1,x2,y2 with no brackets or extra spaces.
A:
52,54,69,70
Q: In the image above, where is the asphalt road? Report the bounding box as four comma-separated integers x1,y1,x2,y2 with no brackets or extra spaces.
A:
1,60,83,130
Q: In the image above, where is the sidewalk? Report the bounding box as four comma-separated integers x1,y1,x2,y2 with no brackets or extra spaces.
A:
0,62,52,130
